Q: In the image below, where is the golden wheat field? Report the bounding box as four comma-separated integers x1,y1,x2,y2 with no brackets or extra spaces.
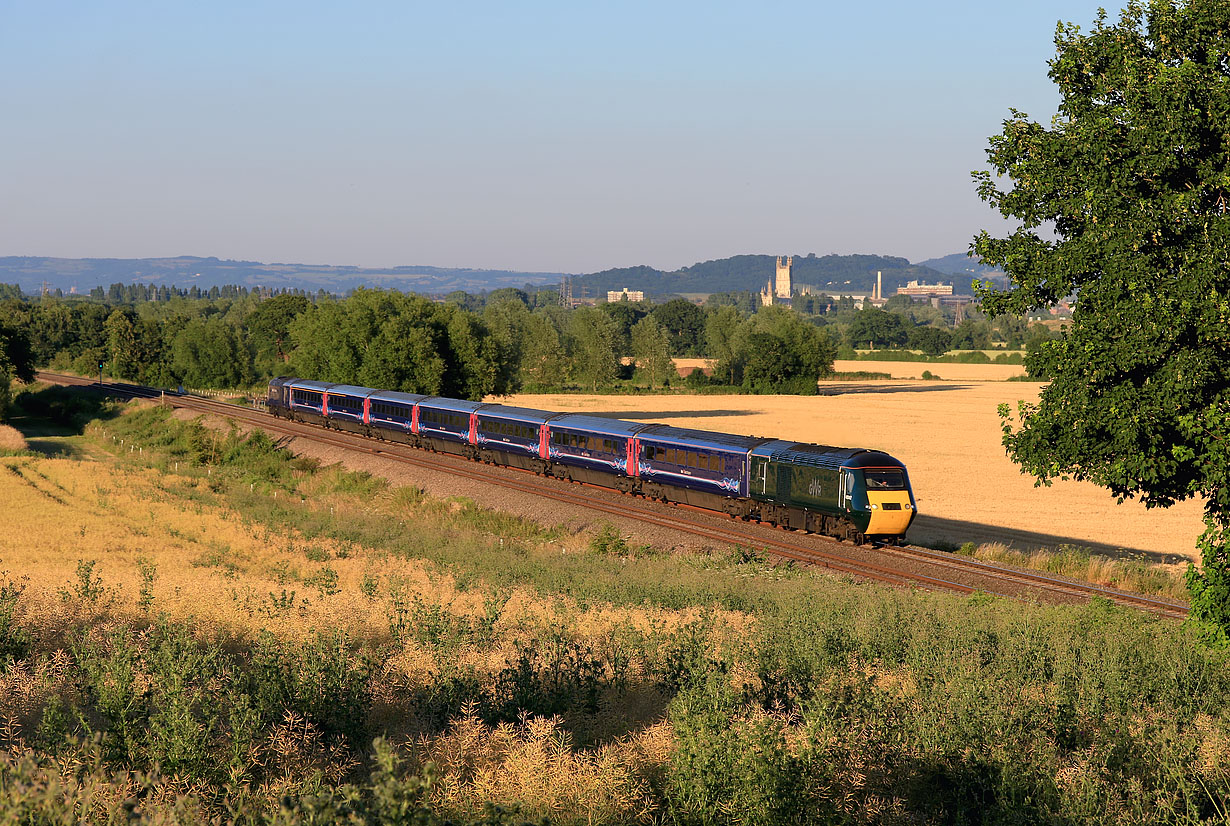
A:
830,359,1028,381
496,385,1205,563
671,357,1028,381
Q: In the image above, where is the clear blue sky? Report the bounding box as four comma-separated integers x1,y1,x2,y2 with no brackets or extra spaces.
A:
1,1,1091,274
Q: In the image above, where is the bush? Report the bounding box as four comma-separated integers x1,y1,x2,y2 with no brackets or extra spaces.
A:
666,673,830,826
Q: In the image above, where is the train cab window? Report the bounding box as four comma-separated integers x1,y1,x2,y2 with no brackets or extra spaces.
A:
863,469,906,490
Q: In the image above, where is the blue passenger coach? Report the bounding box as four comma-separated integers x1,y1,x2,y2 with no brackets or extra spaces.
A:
633,425,772,511
546,414,650,489
322,384,376,435
474,404,556,471
416,397,482,455
367,390,428,443
283,379,335,424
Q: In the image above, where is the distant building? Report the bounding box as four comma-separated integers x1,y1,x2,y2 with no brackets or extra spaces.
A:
607,287,644,302
760,256,793,307
896,279,954,297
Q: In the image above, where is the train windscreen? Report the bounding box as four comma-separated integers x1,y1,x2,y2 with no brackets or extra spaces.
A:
862,469,906,490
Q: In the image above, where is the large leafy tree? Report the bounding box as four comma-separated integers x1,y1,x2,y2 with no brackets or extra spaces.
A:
247,293,310,366
651,299,707,356
567,307,619,392
845,307,909,349
171,317,251,388
630,316,673,388
972,0,1230,641
0,316,35,421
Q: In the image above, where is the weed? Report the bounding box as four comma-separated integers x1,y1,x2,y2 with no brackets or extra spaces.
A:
304,544,331,562
305,566,341,598
262,589,302,617
136,557,157,612
59,559,110,606
0,567,31,664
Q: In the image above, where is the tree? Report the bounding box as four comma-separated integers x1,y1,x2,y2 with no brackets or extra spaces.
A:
971,0,1230,642
567,308,619,392
483,299,535,394
0,318,35,421
705,305,743,384
740,332,802,393
602,300,649,355
907,325,953,357
104,309,141,380
651,299,706,356
845,307,908,349
630,316,673,388
171,318,250,388
247,293,310,366
518,311,567,390
949,319,992,350
725,308,836,394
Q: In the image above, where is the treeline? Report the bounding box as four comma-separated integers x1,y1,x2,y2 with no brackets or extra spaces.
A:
0,282,1058,416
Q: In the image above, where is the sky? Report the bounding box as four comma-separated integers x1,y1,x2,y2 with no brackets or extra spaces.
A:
0,1,1091,274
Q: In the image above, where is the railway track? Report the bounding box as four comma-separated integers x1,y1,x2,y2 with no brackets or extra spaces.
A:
37,372,1191,620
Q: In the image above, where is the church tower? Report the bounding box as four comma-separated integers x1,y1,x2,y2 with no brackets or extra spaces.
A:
774,256,793,300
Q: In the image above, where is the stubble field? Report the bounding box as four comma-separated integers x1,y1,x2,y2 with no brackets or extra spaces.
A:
497,382,1205,564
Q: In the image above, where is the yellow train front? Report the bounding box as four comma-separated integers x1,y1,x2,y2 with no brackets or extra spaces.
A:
747,441,917,543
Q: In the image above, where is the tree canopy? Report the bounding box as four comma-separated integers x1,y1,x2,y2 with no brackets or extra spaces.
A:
971,0,1230,641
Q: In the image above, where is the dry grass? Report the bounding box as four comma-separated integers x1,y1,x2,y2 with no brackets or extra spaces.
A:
0,446,737,654
0,424,29,454
495,387,1205,563
958,541,1189,601
415,709,667,823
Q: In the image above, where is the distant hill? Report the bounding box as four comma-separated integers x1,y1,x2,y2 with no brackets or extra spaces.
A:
0,251,1003,300
0,256,567,296
573,253,959,298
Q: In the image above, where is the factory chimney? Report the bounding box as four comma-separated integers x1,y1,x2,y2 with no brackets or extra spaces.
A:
876,271,882,301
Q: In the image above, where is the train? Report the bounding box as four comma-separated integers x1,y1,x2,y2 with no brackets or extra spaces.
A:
265,377,917,543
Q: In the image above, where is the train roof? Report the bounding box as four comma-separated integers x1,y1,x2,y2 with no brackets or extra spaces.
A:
548,413,653,438
475,404,558,425
324,384,377,397
284,378,335,392
636,424,772,453
751,440,906,470
417,396,484,413
366,390,431,405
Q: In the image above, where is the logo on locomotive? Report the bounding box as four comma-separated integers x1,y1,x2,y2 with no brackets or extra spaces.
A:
808,478,823,498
